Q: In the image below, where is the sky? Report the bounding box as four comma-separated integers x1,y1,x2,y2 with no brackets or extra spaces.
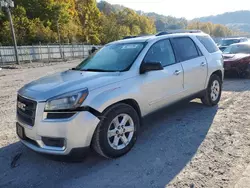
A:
99,0,250,19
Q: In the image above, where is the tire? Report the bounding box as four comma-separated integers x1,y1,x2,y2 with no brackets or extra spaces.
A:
92,103,140,159
201,74,222,106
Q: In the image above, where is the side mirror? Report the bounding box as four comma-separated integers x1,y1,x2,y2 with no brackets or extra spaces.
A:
140,61,163,74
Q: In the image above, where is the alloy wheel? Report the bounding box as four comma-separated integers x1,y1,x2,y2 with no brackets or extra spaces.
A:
107,114,135,150
210,80,220,101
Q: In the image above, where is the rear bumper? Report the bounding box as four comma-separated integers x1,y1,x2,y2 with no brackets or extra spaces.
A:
224,63,250,72
17,102,100,155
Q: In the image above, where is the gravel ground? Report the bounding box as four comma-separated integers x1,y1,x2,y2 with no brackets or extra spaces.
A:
0,61,250,188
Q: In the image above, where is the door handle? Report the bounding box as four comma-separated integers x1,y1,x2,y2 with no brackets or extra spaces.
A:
201,62,207,67
174,70,182,75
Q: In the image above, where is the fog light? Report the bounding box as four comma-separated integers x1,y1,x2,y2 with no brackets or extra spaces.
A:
42,137,65,148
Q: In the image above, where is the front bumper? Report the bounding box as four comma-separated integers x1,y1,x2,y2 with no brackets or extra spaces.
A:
17,102,100,155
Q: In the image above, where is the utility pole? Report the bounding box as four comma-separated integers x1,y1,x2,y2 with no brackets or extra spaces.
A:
57,20,63,59
0,0,19,64
6,6,19,64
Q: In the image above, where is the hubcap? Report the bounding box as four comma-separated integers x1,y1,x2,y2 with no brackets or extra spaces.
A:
210,80,220,101
107,114,135,150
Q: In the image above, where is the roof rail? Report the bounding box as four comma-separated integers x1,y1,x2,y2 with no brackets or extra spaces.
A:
123,34,154,40
156,30,202,36
123,36,138,40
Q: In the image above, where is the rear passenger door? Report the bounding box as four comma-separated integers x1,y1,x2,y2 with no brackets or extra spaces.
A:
171,37,207,95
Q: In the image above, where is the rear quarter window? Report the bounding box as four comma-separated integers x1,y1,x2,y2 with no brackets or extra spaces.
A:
171,37,200,62
197,36,219,53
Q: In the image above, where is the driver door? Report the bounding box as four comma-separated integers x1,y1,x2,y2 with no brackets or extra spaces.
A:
139,39,184,113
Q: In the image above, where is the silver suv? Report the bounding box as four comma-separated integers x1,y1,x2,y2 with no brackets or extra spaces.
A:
16,30,224,158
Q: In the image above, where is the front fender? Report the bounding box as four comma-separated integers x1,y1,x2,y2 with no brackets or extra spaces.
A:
84,83,145,115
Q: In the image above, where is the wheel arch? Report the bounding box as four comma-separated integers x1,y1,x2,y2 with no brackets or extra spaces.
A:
206,69,223,88
212,70,223,81
102,98,142,119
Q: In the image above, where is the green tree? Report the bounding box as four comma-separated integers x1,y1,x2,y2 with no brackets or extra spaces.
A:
14,0,80,43
76,0,101,44
99,13,128,44
0,6,38,45
0,0,157,45
139,16,156,34
187,21,235,37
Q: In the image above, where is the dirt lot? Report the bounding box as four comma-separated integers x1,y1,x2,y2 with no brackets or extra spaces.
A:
0,61,250,188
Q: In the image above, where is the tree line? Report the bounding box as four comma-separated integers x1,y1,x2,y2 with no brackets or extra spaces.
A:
187,21,246,37
0,0,245,46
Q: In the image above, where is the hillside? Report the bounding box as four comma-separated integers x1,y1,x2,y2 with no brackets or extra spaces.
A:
0,0,244,45
97,1,187,32
97,1,126,14
139,12,187,31
195,10,250,32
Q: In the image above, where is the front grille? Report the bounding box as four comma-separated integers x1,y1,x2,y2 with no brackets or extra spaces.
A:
17,95,37,126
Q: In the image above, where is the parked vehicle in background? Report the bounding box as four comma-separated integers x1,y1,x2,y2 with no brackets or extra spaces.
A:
88,46,99,55
16,30,224,159
223,42,250,78
218,37,248,51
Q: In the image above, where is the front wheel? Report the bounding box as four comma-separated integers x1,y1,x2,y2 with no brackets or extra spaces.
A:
92,103,140,158
201,74,222,106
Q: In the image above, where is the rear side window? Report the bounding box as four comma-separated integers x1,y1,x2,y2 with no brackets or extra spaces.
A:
197,36,219,53
171,37,199,62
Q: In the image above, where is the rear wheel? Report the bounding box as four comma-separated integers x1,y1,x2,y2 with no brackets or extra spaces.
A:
201,74,222,106
92,103,140,158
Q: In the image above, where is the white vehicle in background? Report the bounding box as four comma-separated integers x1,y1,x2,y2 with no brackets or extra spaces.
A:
16,30,224,159
218,37,248,51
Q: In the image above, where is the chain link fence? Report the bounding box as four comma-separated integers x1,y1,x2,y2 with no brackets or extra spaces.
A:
0,43,102,64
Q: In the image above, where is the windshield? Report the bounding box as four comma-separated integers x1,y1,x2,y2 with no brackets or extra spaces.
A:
223,44,250,54
75,43,146,72
221,39,240,46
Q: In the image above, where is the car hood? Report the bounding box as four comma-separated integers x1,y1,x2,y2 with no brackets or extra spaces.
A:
223,53,250,61
18,70,124,101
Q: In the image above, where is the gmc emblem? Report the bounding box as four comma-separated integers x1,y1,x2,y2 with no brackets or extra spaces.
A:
17,101,26,111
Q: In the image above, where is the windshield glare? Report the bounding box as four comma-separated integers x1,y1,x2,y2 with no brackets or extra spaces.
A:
75,43,145,72
223,44,250,54
221,39,240,46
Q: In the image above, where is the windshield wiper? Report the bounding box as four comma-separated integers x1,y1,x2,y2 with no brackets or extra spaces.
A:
80,69,118,72
71,67,81,71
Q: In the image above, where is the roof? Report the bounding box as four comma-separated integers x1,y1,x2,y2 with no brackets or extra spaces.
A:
114,35,155,43
111,30,207,44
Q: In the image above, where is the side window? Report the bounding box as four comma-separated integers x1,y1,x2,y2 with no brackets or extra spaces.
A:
172,37,199,62
197,35,219,53
144,39,176,67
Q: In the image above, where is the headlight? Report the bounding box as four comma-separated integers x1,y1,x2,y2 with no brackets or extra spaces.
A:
45,89,88,111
